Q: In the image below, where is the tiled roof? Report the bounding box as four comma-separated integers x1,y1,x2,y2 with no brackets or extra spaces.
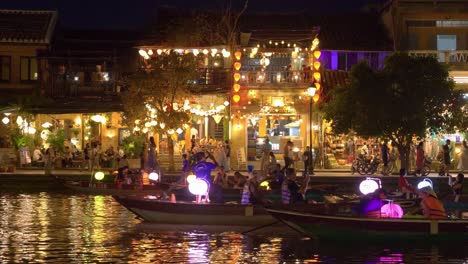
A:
322,69,349,91
0,9,57,44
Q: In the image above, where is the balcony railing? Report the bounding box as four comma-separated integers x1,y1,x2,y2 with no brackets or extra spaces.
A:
47,78,118,98
408,50,468,64
238,70,312,86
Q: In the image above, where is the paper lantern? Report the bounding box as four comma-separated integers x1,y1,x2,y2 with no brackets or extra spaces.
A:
235,51,242,60
417,178,433,189
187,174,196,184
314,82,321,91
233,83,241,92
359,178,380,195
312,38,320,46
188,179,209,195
313,50,321,59
94,171,105,181
260,181,270,191
234,62,241,71
313,61,321,70
149,172,159,181
234,73,241,82
2,117,9,124
313,72,321,81
381,203,404,218
233,94,241,103
313,94,320,103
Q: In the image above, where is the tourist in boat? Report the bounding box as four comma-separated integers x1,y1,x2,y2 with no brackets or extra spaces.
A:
418,186,447,219
192,151,218,202
398,168,414,199
228,171,246,189
116,165,129,189
211,166,227,203
356,188,387,218
241,171,262,204
449,173,464,203
281,168,302,204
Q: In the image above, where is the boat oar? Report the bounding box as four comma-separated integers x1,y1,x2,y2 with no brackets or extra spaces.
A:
241,221,280,235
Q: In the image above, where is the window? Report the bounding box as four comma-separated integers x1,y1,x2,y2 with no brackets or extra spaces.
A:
0,56,10,81
20,57,38,81
437,35,456,62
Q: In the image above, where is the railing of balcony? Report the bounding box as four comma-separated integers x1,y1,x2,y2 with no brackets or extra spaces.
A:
408,50,468,64
238,70,312,86
47,77,117,98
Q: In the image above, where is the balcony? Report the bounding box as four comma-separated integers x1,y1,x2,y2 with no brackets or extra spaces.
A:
47,78,118,98
190,68,231,94
408,50,468,70
238,70,312,89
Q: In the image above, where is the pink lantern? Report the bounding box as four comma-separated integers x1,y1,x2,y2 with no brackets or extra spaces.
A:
380,202,404,218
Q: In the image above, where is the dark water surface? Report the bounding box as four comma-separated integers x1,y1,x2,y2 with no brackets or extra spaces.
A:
0,192,467,264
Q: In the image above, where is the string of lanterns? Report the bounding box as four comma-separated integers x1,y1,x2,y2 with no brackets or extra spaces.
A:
232,50,243,104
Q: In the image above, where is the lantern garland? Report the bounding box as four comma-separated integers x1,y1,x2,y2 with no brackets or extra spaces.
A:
311,37,321,103
232,50,242,103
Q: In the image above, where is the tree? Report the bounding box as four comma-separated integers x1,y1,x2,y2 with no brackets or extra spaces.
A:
322,52,464,169
121,51,198,171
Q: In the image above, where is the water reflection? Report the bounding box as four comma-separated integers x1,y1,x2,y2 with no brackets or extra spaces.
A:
0,193,467,263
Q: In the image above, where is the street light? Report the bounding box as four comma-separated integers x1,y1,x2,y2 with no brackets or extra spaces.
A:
307,87,316,175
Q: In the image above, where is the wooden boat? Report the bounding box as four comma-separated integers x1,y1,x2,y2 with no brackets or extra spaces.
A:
64,181,170,196
266,203,468,241
113,195,275,226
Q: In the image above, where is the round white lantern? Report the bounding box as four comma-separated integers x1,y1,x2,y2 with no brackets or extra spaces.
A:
149,172,159,181
359,178,380,195
188,179,209,195
417,178,433,190
94,171,105,181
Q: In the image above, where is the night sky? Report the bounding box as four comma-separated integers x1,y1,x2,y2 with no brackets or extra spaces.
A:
1,0,385,30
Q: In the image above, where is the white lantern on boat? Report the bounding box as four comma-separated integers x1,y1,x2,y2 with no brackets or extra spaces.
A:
417,178,433,190
149,172,159,181
94,171,105,181
188,179,209,195
359,178,381,195
186,174,196,184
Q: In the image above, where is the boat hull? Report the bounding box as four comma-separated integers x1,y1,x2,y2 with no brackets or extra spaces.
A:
114,196,275,226
64,183,167,196
266,207,468,241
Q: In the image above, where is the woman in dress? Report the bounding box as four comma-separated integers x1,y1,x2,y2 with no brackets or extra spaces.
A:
458,140,468,173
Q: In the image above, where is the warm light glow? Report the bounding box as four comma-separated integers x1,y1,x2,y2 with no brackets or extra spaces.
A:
147,49,153,55
27,127,36,134
94,171,105,181
202,49,209,55
142,127,148,133
313,94,320,103
157,49,163,55
260,181,270,191
315,82,321,91
167,129,175,134
188,179,209,195
312,37,319,46
91,114,105,123
145,122,151,128
187,174,196,184
138,49,148,57
234,62,241,71
149,172,159,181
224,101,229,106
381,203,404,218
417,178,433,189
212,114,223,124
2,117,9,124
307,87,316,97
233,94,241,103
313,72,321,81
233,83,241,92
16,116,23,126
455,147,461,154
235,51,242,60
160,123,165,129
359,178,380,195
192,49,199,56
313,61,321,70
234,73,241,82
313,50,321,59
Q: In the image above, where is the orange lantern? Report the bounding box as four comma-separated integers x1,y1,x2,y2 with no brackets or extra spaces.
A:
313,94,320,103
313,50,321,59
313,72,321,81
314,82,321,91
233,94,241,103
313,61,321,70
233,83,241,92
235,51,242,60
234,62,242,71
234,73,241,82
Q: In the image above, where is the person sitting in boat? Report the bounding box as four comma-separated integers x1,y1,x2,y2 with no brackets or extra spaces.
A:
192,151,218,202
211,166,227,203
115,165,129,190
281,168,302,204
418,186,447,219
449,173,464,203
241,172,263,204
398,168,414,199
228,171,246,189
356,188,387,218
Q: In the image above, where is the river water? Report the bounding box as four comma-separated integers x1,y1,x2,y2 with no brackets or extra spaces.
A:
0,192,467,264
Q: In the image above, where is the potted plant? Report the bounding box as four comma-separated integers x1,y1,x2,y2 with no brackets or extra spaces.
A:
121,134,144,168
46,129,66,168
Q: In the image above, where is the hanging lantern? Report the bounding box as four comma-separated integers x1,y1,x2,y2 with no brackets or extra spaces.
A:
94,171,105,181
188,179,209,195
142,127,148,133
233,83,241,92
186,174,196,184
156,49,163,55
313,72,321,81
2,117,9,124
202,49,209,55
160,123,165,129
192,49,199,56
212,114,223,124
167,129,175,135
417,178,433,189
313,94,320,103
313,50,321,59
16,116,23,126
233,94,241,103
359,178,381,195
149,172,159,181
234,73,241,82
313,61,321,70
312,38,320,46
234,62,241,71
315,82,321,91
235,51,242,60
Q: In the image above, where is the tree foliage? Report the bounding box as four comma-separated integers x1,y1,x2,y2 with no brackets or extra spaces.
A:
322,52,463,168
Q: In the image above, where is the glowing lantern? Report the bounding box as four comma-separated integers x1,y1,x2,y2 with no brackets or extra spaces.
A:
313,94,320,103
233,83,241,92
417,178,433,189
2,117,9,124
192,49,199,56
455,147,461,154
160,123,165,129
312,38,320,46
234,62,241,71
313,61,321,70
145,122,151,127
138,49,148,57
142,127,148,133
149,172,159,181
359,178,381,195
234,73,241,82
176,128,183,134
42,122,52,128
381,202,404,218
235,51,242,60
188,179,209,195
147,50,153,55
94,171,105,181
313,72,321,81
315,83,321,91
202,49,209,55
260,181,270,191
167,129,175,135
224,101,229,106
16,116,23,126
233,94,241,103
212,114,223,124
186,174,196,184
156,49,163,55
313,50,321,59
